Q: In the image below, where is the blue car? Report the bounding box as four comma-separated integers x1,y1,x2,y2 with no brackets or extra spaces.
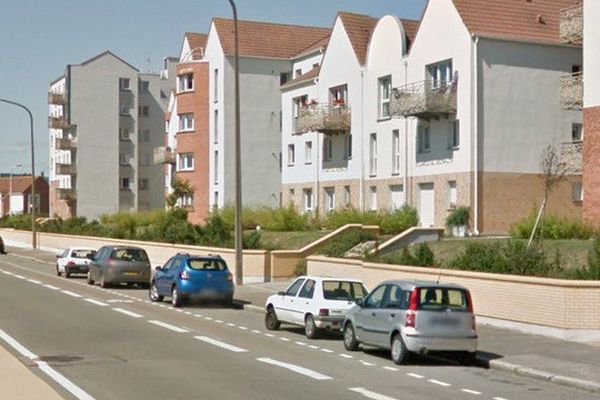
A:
149,253,234,307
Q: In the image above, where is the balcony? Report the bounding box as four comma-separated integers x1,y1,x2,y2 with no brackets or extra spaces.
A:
560,4,583,44
391,80,457,120
48,93,66,105
56,188,76,200
154,146,176,164
560,141,582,175
55,163,76,175
55,137,75,150
560,72,583,110
295,102,351,135
48,116,71,130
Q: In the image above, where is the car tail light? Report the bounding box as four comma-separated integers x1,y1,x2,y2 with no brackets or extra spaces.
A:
179,270,190,280
108,259,115,267
319,308,329,317
466,290,474,313
226,273,233,281
405,288,420,328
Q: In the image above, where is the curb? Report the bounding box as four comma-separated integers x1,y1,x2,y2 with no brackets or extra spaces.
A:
234,302,264,314
479,357,600,394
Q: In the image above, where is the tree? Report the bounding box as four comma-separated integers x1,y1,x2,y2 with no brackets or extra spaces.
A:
166,178,194,209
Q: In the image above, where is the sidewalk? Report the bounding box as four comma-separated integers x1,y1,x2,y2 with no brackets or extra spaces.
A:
235,281,600,394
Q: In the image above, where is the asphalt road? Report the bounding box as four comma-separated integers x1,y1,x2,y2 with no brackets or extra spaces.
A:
0,250,597,400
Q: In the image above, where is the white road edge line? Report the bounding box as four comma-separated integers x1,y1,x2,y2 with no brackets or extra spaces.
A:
428,379,451,387
62,290,82,298
349,387,398,400
84,299,109,307
461,389,482,395
256,357,333,381
43,284,60,290
0,328,95,400
113,308,144,318
148,320,189,333
194,336,248,353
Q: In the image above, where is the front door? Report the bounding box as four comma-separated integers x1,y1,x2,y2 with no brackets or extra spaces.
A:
419,182,435,227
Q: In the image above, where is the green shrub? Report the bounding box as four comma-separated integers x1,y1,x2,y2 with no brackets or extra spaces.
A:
294,259,307,276
379,205,419,234
318,230,376,258
510,212,597,240
243,231,262,249
414,243,435,266
446,206,469,228
201,212,232,247
323,206,418,234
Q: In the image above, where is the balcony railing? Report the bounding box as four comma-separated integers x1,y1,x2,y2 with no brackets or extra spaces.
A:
48,93,66,105
560,141,582,175
55,137,75,150
391,80,457,119
560,72,583,110
560,4,583,44
295,102,351,134
48,116,71,130
56,188,76,200
55,163,76,175
154,146,176,164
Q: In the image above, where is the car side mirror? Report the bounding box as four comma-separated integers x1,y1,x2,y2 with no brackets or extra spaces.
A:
277,291,285,296
155,266,162,271
355,299,363,307
56,255,61,259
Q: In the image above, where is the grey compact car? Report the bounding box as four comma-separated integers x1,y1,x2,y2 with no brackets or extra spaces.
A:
87,246,151,288
342,280,477,365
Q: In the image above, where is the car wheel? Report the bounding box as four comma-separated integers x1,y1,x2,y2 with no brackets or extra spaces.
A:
222,294,233,307
264,306,281,330
56,265,61,277
149,282,163,302
64,267,70,279
171,286,182,308
343,323,359,351
87,271,94,285
304,315,319,339
100,274,110,289
391,333,410,365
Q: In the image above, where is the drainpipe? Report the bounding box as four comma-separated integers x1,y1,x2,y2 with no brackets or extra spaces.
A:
403,59,409,206
359,68,365,210
471,34,480,235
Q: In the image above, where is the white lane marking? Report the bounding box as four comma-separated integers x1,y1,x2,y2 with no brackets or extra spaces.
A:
360,360,376,366
26,279,42,284
238,326,248,331
148,320,189,333
62,290,82,298
214,319,223,323
43,284,60,290
320,348,334,353
461,389,482,395
194,314,203,318
407,373,424,379
227,323,236,327
84,299,109,307
383,366,398,371
308,345,319,349
194,336,248,353
113,308,144,318
295,341,307,346
159,304,167,308
1,270,14,275
264,333,275,338
280,337,291,342
339,354,354,359
106,299,133,303
15,274,26,279
205,316,213,320
251,330,261,334
0,328,95,400
428,379,451,387
184,311,192,315
493,397,509,400
256,357,333,381
349,387,398,400
176,309,184,313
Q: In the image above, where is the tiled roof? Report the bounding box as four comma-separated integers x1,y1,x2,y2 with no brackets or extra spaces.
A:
401,19,420,50
0,176,35,195
281,66,320,89
185,32,208,60
338,12,378,66
293,35,330,58
452,0,581,45
213,18,330,59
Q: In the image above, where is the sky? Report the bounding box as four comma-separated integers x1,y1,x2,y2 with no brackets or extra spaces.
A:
0,0,426,176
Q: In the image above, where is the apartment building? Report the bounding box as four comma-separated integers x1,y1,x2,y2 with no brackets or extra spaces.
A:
49,51,177,220
282,0,583,234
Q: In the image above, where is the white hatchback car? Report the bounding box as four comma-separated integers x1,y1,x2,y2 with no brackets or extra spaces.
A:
265,276,368,339
56,247,96,278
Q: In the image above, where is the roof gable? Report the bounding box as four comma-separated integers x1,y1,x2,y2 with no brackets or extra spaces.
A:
337,12,378,65
78,51,139,71
183,32,208,60
0,176,36,195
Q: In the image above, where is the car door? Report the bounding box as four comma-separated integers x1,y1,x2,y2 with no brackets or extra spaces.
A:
161,256,180,295
155,257,175,295
90,247,106,280
355,284,389,345
57,249,69,273
276,278,305,323
294,279,316,324
375,285,410,348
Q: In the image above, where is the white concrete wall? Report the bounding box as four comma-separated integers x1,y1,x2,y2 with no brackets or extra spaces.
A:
584,0,600,107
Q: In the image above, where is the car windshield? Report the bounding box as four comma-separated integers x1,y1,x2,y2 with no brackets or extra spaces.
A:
187,258,227,271
72,250,95,259
322,281,367,301
110,249,149,262
418,287,469,312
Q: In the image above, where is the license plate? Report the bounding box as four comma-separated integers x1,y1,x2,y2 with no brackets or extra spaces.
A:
430,317,460,327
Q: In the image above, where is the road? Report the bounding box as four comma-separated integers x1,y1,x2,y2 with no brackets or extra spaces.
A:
0,249,597,400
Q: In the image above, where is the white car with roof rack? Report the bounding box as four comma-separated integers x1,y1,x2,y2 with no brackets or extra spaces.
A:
264,276,369,339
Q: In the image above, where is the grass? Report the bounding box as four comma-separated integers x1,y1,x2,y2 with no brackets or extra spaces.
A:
251,230,330,250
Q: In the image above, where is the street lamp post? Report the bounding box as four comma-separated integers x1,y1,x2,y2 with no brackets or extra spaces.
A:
0,99,36,249
228,0,243,285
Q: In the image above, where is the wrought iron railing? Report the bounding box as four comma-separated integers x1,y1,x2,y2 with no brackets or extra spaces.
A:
560,4,583,44
560,141,582,175
560,71,583,110
391,79,457,119
295,102,351,134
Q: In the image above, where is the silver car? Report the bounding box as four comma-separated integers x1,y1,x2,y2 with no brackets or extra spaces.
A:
87,246,151,288
342,280,477,365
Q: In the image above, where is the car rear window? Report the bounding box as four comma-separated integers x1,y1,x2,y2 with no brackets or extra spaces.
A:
187,258,227,271
110,249,149,262
72,250,95,259
322,281,367,301
418,287,468,312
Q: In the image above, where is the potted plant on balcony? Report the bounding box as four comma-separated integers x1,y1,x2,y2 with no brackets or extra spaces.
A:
446,206,469,237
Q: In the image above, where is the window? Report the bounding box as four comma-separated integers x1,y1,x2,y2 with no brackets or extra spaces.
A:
369,186,377,211
287,144,295,166
330,85,348,105
213,68,219,100
119,128,130,140
448,181,457,208
572,182,583,202
293,95,308,132
280,72,291,85
392,130,400,174
343,134,352,160
343,186,351,208
322,281,367,301
139,106,149,117
390,185,404,209
142,154,151,167
214,151,219,183
417,124,431,153
289,188,295,199
178,73,193,92
450,120,460,149
139,130,150,142
139,80,150,92
364,285,387,309
179,113,194,131
323,137,333,161
298,279,316,299
213,191,219,209
418,287,468,312
572,64,583,74
119,153,129,166
369,133,377,176
285,278,305,296
121,178,130,189
572,123,583,142
139,178,149,191
214,110,219,143
180,193,194,207
325,187,335,212
427,59,453,89
179,153,194,171
378,75,391,119
305,141,312,164
303,188,313,213
384,286,410,309
119,78,130,90
295,68,302,78
120,106,130,115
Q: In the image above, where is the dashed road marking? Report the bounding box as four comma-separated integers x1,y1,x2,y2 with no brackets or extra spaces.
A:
251,330,261,334
339,354,354,359
320,348,334,353
26,279,42,284
360,360,376,366
148,320,189,333
62,290,82,298
264,333,275,338
84,298,109,307
428,379,451,387
280,337,291,342
407,373,424,379
113,308,144,318
43,284,60,290
383,366,398,371
461,389,482,395
256,357,333,381
194,336,248,353
349,387,398,400
308,345,319,349
238,326,248,330
227,323,236,327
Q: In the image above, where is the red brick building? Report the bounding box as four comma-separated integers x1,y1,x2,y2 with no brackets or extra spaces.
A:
0,175,49,217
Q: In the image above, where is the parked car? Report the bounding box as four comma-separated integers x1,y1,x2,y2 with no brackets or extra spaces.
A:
56,247,96,278
87,246,151,288
342,280,477,365
264,276,368,339
0,235,5,254
150,253,234,308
